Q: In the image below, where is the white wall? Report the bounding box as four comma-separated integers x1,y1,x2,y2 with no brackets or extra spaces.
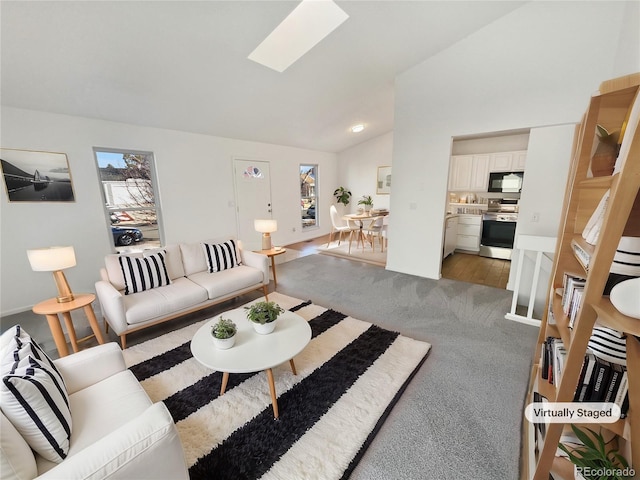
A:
388,1,639,280
507,124,578,315
337,132,393,213
0,107,337,315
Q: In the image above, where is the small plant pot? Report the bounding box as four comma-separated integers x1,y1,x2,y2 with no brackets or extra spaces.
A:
213,335,236,350
252,321,276,335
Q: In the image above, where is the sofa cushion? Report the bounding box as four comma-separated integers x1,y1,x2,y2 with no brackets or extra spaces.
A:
35,369,152,475
1,325,72,464
202,239,241,273
119,251,172,295
123,277,208,325
189,265,263,300
104,245,184,291
0,412,37,480
180,237,240,276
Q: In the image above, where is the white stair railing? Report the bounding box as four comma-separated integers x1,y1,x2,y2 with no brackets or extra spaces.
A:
506,235,557,327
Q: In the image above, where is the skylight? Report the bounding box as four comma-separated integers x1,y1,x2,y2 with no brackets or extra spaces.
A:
248,0,349,73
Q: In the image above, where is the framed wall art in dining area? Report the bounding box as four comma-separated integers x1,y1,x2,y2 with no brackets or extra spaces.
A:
376,166,391,194
0,148,75,202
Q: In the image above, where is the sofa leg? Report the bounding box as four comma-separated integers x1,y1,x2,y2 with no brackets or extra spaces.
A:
120,335,127,350
263,285,269,301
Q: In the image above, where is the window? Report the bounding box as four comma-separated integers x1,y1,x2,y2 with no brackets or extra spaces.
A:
94,149,163,251
300,164,317,229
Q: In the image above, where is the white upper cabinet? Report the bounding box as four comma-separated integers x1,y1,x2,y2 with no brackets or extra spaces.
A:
449,150,527,192
448,154,490,191
513,151,527,170
488,150,527,172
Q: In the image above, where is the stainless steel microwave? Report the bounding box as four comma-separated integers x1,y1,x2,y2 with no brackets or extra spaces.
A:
488,171,524,193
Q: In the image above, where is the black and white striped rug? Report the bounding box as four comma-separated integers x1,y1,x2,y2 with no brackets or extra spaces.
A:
123,293,431,480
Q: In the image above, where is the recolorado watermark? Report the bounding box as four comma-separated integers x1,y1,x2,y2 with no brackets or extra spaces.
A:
524,402,621,423
576,466,636,478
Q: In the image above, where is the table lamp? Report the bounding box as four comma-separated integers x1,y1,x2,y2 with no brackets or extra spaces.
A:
27,246,77,303
254,219,277,250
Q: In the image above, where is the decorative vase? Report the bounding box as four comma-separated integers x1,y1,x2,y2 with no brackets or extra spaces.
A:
252,321,276,335
591,128,618,177
213,335,235,350
364,205,372,213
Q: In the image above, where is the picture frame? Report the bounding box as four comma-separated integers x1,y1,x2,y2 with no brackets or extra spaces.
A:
376,166,391,195
1,148,75,202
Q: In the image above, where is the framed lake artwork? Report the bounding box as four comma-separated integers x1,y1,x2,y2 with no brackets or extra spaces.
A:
1,148,75,202
376,166,391,195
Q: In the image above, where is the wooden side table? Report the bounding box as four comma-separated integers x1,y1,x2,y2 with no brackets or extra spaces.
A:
32,293,105,357
254,247,286,288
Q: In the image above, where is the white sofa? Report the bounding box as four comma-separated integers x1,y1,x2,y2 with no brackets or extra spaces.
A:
95,238,270,348
1,340,189,480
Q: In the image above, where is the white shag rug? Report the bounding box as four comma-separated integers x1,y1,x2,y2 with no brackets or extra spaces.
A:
122,293,430,480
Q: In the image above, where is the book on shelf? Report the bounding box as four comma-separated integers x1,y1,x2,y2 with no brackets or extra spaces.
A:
589,357,613,402
572,242,591,270
603,363,624,403
542,337,566,385
561,273,586,328
554,340,567,386
574,353,597,402
614,368,629,418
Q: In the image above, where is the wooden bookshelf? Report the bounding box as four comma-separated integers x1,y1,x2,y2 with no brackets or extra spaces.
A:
525,73,640,480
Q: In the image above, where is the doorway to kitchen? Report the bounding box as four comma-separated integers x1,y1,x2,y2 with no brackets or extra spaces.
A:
441,253,510,289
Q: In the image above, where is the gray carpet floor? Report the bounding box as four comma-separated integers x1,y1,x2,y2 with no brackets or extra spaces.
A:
275,254,538,480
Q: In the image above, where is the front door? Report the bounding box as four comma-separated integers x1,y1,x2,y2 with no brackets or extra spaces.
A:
233,159,273,251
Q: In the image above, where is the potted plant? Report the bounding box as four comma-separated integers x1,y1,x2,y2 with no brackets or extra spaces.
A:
211,317,237,349
558,425,630,480
245,301,284,334
357,194,373,212
333,187,352,206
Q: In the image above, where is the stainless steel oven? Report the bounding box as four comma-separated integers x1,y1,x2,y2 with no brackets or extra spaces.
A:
479,212,518,260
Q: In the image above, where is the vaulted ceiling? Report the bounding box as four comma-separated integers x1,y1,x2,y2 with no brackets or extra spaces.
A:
1,1,523,152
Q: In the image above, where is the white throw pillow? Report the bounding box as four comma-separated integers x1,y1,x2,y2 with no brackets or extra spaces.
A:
1,325,72,464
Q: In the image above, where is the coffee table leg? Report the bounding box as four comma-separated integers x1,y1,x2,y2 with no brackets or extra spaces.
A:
265,368,279,419
289,358,297,375
220,372,229,396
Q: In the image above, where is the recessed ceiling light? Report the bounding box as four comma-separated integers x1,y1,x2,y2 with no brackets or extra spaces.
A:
351,124,365,133
248,0,349,73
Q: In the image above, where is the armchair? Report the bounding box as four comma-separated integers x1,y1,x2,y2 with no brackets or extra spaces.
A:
1,333,188,480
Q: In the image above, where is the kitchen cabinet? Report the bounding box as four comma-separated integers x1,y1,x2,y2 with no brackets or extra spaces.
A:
448,155,490,191
488,150,527,172
443,215,458,258
455,214,482,252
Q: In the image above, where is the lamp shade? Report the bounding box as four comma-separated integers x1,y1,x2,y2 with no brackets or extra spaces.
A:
254,219,277,233
27,246,76,272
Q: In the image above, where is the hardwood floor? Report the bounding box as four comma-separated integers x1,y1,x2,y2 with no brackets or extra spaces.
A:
287,235,510,290
284,234,332,254
441,251,510,289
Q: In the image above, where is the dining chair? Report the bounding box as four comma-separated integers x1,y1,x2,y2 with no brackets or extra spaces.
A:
328,205,358,247
381,215,390,252
363,216,385,252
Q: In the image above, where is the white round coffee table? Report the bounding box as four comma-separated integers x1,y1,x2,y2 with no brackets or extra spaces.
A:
191,307,311,419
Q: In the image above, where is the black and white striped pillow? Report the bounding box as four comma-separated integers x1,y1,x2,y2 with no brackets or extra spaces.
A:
588,326,627,366
118,250,171,295
202,240,241,273
1,326,71,463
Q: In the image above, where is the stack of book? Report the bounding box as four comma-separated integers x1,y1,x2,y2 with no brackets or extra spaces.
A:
542,337,629,417
561,273,586,329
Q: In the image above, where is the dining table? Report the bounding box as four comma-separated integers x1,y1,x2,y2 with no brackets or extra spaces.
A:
342,211,388,252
